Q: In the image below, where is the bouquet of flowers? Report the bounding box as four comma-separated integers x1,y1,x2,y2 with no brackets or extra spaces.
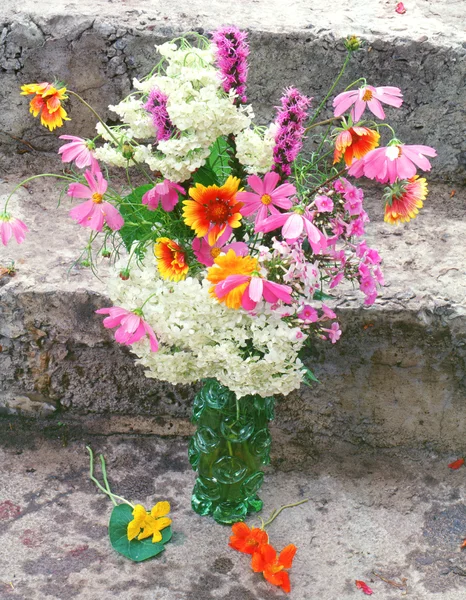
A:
7,28,436,527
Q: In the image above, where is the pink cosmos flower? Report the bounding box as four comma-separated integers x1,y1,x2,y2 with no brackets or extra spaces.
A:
333,85,403,122
237,172,296,226
298,304,318,323
192,228,248,267
68,169,124,232
142,180,185,212
256,209,327,254
0,212,29,246
96,306,158,352
314,195,334,213
214,274,293,312
322,322,342,344
58,135,99,172
348,143,437,184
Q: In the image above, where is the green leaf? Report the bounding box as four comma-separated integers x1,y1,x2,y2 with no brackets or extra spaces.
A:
207,136,231,181
192,165,219,187
118,184,155,252
108,504,172,562
313,289,333,301
303,367,320,385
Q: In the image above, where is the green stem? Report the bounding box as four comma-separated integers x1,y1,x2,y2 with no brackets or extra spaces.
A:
100,454,117,507
86,446,134,508
308,52,351,127
3,173,74,213
261,498,309,528
304,116,341,133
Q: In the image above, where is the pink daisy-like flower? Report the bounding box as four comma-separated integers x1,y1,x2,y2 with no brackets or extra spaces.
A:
0,212,29,246
193,228,248,267
314,195,334,213
68,169,124,232
256,209,327,254
96,306,158,352
237,172,296,226
142,180,185,212
333,85,403,122
348,143,437,184
215,273,293,312
58,135,99,172
321,322,342,344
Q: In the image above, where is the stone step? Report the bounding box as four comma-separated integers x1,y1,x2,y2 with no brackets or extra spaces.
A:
1,169,465,451
0,0,465,181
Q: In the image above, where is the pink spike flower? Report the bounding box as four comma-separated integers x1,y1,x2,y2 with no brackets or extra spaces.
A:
96,306,158,352
68,169,124,232
58,135,99,172
212,26,250,103
333,85,403,122
0,212,29,246
237,172,296,226
348,142,437,184
193,228,248,267
142,180,185,212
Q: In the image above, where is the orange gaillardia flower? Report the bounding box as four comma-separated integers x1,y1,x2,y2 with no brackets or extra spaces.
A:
251,543,297,593
207,249,258,309
229,522,269,555
383,176,427,225
183,176,243,245
333,126,380,166
154,237,189,281
20,82,69,131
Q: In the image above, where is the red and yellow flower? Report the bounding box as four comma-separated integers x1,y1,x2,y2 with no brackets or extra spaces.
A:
251,543,297,593
229,522,269,555
20,82,69,131
207,250,258,309
333,126,380,166
383,176,427,225
183,175,243,245
154,237,189,281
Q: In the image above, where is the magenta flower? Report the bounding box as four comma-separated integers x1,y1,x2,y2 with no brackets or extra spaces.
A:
0,212,28,246
348,143,437,184
256,209,327,254
212,26,249,103
321,322,342,344
237,172,296,226
215,274,293,312
96,306,158,352
68,169,124,232
193,228,248,267
142,180,185,212
58,135,99,172
314,195,334,213
333,85,403,122
321,304,336,320
272,87,311,178
297,304,318,323
144,88,174,142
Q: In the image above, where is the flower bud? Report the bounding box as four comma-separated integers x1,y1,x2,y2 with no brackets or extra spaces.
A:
345,35,361,52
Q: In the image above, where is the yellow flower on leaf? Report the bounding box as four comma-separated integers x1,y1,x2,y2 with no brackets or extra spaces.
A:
127,501,171,544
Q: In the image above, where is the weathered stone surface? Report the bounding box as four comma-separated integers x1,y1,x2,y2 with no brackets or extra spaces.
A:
0,0,465,180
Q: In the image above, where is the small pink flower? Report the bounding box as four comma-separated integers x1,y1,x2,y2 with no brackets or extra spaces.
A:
0,212,29,246
256,209,326,254
96,306,158,352
296,330,304,340
315,195,334,213
329,272,344,289
58,135,99,172
68,169,124,232
333,85,403,122
142,180,185,212
298,305,318,323
192,229,248,267
322,322,342,344
348,143,437,184
395,2,406,14
360,276,376,296
237,172,296,226
321,304,336,320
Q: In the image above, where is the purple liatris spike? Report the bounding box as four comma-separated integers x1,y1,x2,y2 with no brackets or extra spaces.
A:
212,26,249,104
144,88,173,142
272,87,312,178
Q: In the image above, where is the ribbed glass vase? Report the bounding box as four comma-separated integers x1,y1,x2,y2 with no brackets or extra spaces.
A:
189,378,274,525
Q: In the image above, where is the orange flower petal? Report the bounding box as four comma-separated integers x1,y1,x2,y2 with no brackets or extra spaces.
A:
279,544,297,569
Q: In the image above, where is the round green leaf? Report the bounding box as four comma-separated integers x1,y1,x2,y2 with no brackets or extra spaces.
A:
108,504,172,562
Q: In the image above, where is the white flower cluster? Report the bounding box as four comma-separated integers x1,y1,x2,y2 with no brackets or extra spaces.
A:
235,124,277,174
108,253,307,398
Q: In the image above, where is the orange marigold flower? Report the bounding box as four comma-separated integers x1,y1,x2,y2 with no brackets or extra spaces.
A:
251,543,297,593
206,249,258,309
383,176,427,225
333,126,380,166
154,237,189,281
183,175,243,245
21,82,69,131
229,522,269,555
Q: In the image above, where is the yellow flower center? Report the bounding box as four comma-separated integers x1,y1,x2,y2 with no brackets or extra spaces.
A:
261,194,272,205
92,192,103,204
210,247,221,258
362,88,373,102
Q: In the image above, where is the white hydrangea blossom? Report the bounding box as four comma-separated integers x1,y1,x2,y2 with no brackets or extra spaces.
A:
235,124,277,174
109,98,155,139
108,253,306,398
94,143,129,168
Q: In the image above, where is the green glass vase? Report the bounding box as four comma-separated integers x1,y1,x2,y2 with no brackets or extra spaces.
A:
189,379,274,525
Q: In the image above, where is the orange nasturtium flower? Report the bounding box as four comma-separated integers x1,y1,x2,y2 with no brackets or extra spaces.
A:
154,237,189,281
229,522,269,555
127,501,171,543
333,126,380,167
251,543,297,593
383,175,427,225
182,175,243,245
20,82,69,131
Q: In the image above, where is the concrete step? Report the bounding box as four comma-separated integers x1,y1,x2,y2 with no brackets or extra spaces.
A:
1,424,466,599
1,161,465,451
0,0,465,181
